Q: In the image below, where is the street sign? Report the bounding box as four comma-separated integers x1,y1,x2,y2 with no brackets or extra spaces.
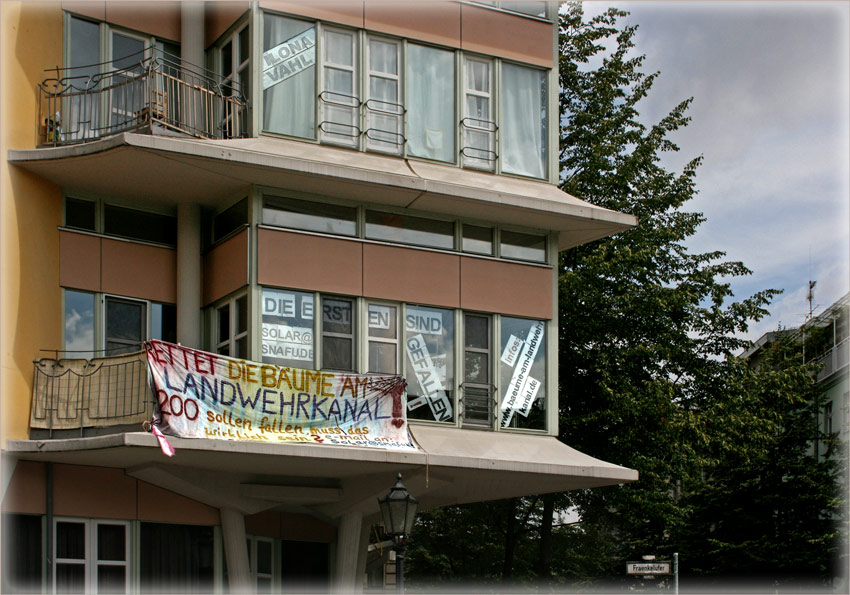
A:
626,561,671,575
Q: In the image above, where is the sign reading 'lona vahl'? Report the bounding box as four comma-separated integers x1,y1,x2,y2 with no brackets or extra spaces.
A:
262,27,315,90
145,340,415,450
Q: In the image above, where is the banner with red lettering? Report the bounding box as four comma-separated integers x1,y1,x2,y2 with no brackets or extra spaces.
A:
144,340,416,450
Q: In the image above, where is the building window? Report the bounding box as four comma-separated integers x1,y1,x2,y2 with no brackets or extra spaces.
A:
261,288,315,367
500,62,547,179
263,195,357,237
365,210,454,250
105,296,146,355
1,514,43,594
63,290,175,358
63,197,177,247
321,296,356,371
406,44,455,163
365,37,403,154
103,204,177,246
221,23,250,136
499,316,546,430
824,401,833,435
139,523,214,594
461,57,495,170
461,224,494,256
262,15,316,139
404,305,454,423
216,293,249,358
213,198,249,244
65,290,96,359
463,313,493,426
368,303,399,374
320,27,359,147
500,229,546,262
65,197,96,231
54,519,130,595
247,536,274,593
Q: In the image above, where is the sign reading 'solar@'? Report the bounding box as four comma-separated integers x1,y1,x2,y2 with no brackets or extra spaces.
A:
145,340,415,450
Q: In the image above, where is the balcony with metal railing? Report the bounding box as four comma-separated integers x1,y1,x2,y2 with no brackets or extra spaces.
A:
816,338,849,382
37,49,246,147
30,350,153,438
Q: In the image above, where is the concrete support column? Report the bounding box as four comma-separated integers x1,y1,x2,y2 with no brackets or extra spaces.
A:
333,511,364,594
353,519,372,595
220,507,252,594
176,202,201,348
180,1,205,71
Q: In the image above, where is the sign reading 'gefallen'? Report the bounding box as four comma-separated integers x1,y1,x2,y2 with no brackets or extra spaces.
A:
145,339,415,450
626,562,671,575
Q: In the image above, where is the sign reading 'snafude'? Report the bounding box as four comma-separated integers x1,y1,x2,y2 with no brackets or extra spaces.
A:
145,340,415,450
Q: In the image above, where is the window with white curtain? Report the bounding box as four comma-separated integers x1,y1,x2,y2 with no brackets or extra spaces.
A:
365,37,403,154
406,44,455,163
262,15,316,139
321,28,358,147
500,62,547,179
462,57,495,170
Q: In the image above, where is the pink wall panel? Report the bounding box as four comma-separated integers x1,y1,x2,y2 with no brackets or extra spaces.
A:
260,1,363,28
364,1,461,48
105,1,181,41
137,481,220,525
203,228,249,306
281,512,336,542
2,461,46,515
460,257,553,319
52,465,137,519
62,2,105,21
205,1,251,47
101,238,176,303
460,3,553,67
59,230,101,292
363,243,460,308
258,228,363,296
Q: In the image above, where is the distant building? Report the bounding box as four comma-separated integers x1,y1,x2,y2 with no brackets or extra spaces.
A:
1,2,638,593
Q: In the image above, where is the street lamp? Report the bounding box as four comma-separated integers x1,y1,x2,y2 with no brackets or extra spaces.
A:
378,473,418,594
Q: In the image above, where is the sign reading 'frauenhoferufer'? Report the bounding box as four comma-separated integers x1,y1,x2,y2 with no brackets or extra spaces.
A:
145,340,416,450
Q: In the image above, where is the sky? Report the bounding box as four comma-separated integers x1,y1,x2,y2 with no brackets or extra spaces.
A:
580,0,850,342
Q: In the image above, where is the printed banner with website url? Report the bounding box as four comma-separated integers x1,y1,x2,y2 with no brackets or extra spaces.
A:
145,340,416,450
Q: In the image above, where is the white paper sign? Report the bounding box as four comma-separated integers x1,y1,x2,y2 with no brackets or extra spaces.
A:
405,308,443,335
500,321,544,426
261,324,313,362
406,334,453,421
500,334,524,367
262,290,313,319
262,28,316,90
368,305,393,330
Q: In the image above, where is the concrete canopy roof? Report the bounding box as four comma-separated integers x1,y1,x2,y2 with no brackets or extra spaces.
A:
8,133,636,250
5,426,637,522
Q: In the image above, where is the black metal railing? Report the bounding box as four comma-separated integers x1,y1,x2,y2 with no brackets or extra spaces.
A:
38,48,246,147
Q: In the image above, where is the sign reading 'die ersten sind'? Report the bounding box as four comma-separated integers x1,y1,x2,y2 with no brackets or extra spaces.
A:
145,340,415,450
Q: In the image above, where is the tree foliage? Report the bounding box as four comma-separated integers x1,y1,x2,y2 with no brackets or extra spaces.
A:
406,4,844,591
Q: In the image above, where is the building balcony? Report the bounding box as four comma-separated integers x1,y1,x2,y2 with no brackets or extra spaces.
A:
816,338,849,382
37,51,245,147
30,351,152,438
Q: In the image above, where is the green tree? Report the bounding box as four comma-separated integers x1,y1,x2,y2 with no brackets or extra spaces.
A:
407,4,843,591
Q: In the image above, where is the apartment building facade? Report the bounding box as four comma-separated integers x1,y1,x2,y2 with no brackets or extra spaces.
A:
1,2,638,593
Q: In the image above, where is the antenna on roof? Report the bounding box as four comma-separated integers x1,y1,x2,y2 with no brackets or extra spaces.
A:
807,279,817,322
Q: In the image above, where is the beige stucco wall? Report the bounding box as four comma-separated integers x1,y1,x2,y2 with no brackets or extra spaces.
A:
1,2,64,444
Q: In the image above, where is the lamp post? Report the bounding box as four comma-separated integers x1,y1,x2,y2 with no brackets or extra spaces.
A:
378,473,418,594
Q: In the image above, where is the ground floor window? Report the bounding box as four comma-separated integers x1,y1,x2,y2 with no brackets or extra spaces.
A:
1,513,42,594
140,523,214,594
53,518,129,594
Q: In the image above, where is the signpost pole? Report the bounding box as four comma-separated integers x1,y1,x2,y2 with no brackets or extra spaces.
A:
674,552,679,595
